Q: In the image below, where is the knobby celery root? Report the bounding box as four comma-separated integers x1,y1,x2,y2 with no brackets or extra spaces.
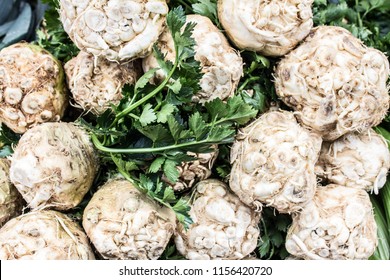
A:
316,129,390,194
274,26,390,140
230,110,322,213
0,159,24,228
285,185,377,260
163,146,219,192
0,43,67,134
83,179,176,260
59,0,169,61
0,210,95,259
175,179,260,260
9,122,99,210
142,14,243,103
217,0,314,56
65,51,141,114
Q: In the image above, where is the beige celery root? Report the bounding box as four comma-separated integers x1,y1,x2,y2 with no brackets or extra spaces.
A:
316,129,390,194
59,0,169,61
274,26,390,141
174,179,260,260
217,0,314,56
0,43,67,134
285,185,377,260
142,14,243,103
83,179,176,260
0,159,24,228
163,146,219,192
230,110,322,213
65,52,141,114
9,122,99,211
0,210,95,259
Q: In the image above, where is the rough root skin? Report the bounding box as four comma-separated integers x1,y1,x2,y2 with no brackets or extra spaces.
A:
9,122,99,211
174,179,260,260
83,179,176,260
59,0,169,62
65,52,141,114
0,210,95,260
142,14,243,103
163,146,219,192
285,185,378,260
316,129,390,194
274,26,390,141
217,0,314,56
0,43,68,134
0,159,24,228
229,110,322,214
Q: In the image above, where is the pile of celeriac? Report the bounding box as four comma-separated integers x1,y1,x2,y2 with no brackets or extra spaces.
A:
0,0,389,260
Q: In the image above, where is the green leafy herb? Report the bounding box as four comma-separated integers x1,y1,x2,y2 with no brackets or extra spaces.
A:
369,195,390,260
36,0,79,61
0,124,21,158
159,242,186,260
313,0,390,52
258,208,291,260
82,7,258,229
192,0,219,27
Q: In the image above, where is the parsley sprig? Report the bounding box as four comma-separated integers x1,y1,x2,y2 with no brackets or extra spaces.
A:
81,7,258,228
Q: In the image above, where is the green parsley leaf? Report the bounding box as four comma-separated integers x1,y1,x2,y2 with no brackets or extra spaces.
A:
149,157,166,173
157,104,176,123
163,159,180,183
192,0,219,27
139,104,157,126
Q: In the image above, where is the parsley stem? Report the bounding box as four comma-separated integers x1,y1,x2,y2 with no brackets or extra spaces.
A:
92,134,230,154
238,76,261,92
355,0,363,29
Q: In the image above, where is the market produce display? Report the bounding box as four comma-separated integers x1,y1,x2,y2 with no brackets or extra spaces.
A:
0,0,389,261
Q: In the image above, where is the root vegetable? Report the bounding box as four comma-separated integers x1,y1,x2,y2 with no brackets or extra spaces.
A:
64,51,141,115
142,14,243,103
217,0,314,56
0,210,95,260
0,158,24,228
316,129,390,194
230,110,322,213
59,0,169,62
274,26,390,141
163,147,218,192
83,179,176,260
0,43,67,133
174,179,260,260
9,122,99,210
285,185,377,260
